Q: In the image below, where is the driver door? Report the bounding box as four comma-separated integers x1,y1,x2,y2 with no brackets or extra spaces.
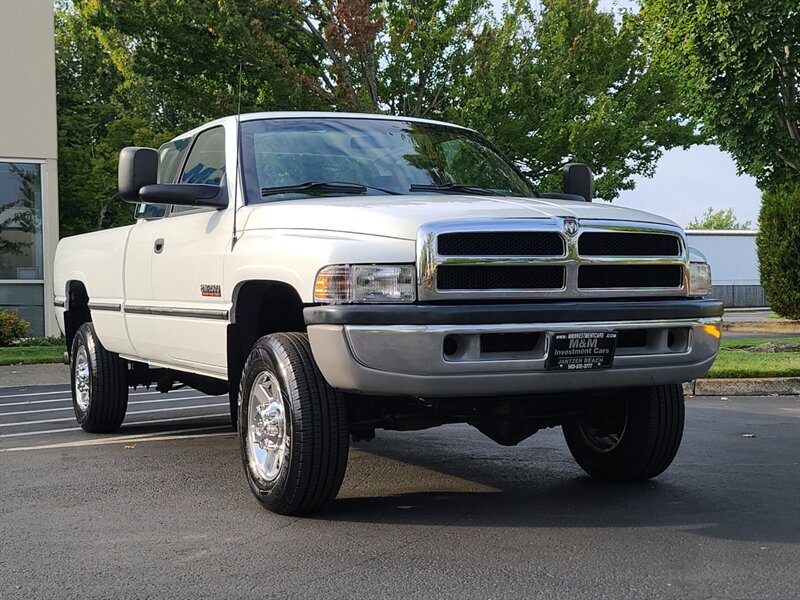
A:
149,125,233,376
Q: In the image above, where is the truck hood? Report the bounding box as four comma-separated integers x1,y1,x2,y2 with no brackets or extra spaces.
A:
241,194,680,240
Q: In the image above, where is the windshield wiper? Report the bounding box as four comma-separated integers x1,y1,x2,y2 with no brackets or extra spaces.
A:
261,181,401,197
409,183,506,196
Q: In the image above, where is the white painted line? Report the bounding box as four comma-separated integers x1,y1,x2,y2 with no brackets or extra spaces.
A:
0,426,234,452
0,394,210,417
0,413,230,439
0,389,203,407
0,389,71,399
0,402,228,428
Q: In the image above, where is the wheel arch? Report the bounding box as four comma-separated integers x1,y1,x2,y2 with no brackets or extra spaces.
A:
64,280,91,351
227,279,308,396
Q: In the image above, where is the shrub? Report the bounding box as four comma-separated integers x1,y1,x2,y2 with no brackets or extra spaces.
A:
12,335,67,347
0,309,31,346
757,179,800,319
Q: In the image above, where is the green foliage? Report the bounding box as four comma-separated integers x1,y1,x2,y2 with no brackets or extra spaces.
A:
380,1,489,117
56,0,702,235
12,335,68,347
757,179,800,319
643,0,800,188
55,8,169,236
448,0,699,199
687,207,752,230
0,310,30,347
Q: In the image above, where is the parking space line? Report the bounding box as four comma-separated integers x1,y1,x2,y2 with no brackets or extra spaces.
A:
0,388,198,406
0,413,230,439
0,402,228,428
1,394,210,416
0,427,233,452
0,389,71,399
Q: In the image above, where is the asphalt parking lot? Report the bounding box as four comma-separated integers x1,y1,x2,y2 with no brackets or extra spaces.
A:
1,383,798,599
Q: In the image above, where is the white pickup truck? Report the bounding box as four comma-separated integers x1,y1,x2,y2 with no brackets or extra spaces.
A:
54,112,722,515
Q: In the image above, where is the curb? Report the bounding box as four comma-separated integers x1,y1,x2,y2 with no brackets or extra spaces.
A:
683,377,800,396
722,321,800,334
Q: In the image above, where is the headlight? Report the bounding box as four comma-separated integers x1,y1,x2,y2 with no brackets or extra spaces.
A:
689,262,712,296
314,264,416,304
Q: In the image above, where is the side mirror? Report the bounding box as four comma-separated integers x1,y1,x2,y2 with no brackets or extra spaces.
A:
138,183,227,208
119,147,158,203
562,163,593,202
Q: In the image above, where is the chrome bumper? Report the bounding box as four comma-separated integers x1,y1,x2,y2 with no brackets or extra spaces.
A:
307,317,722,397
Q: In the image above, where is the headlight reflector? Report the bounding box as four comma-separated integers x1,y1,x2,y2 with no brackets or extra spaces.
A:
689,262,712,296
314,264,416,304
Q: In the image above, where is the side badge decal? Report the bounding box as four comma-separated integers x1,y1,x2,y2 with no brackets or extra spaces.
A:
201,284,222,298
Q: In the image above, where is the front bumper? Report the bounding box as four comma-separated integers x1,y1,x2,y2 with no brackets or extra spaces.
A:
304,299,723,397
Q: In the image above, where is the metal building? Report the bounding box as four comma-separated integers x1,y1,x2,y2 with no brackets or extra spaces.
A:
685,230,767,308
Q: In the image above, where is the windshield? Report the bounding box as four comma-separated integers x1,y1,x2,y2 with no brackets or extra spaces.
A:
240,117,537,202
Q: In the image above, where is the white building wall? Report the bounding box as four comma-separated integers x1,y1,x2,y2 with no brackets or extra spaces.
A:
0,0,59,335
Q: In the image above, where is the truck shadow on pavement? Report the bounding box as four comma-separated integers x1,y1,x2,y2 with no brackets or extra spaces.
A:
317,426,798,546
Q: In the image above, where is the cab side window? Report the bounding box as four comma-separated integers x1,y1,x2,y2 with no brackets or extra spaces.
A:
135,136,192,220
159,137,192,183
180,127,226,185
168,127,226,215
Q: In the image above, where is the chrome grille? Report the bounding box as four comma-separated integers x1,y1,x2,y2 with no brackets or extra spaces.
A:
437,232,564,257
438,265,565,290
417,218,688,300
578,264,684,289
579,232,680,256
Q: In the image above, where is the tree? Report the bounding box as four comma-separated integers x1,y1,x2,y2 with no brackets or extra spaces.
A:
757,179,800,319
57,0,702,234
643,0,800,188
79,0,487,119
78,0,328,131
55,7,166,236
687,207,752,230
379,0,489,117
449,0,700,199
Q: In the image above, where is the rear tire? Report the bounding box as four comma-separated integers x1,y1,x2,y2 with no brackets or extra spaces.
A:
238,332,349,515
562,384,684,481
70,322,129,433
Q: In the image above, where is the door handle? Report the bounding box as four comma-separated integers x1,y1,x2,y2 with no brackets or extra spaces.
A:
154,238,164,254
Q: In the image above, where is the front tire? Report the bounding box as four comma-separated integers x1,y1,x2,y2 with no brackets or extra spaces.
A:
562,384,684,481
70,322,129,433
238,332,349,515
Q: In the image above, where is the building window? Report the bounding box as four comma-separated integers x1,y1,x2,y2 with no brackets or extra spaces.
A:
0,161,45,335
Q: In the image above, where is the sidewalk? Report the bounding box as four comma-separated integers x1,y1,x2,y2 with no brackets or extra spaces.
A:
0,363,70,388
683,377,800,397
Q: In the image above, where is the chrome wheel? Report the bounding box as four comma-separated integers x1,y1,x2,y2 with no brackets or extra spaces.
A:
74,344,91,412
247,371,289,484
576,402,628,454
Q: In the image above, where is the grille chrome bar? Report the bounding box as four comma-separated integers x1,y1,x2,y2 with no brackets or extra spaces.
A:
417,218,689,301
437,231,565,257
578,264,684,289
438,264,566,290
579,231,681,257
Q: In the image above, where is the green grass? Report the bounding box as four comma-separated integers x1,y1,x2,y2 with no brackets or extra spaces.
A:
709,336,800,378
0,346,66,366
